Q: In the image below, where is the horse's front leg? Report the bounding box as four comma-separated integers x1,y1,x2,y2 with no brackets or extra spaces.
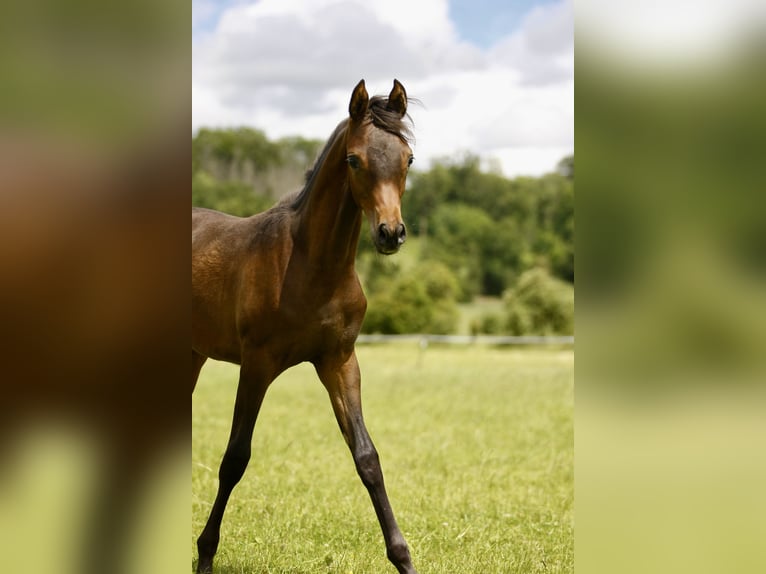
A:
314,349,418,574
196,357,274,574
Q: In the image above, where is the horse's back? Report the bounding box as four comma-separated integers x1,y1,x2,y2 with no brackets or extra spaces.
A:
192,207,245,289
192,206,241,244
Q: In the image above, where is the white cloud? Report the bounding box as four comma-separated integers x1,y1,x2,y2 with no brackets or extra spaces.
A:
406,70,573,177
490,0,574,86
192,0,573,177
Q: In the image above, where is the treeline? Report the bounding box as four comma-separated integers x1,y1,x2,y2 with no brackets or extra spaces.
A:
192,128,573,335
192,127,323,215
403,154,573,296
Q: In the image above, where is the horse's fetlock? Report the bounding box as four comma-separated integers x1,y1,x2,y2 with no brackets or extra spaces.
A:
387,539,412,568
197,531,219,564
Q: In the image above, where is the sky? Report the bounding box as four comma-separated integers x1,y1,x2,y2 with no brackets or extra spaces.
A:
192,0,573,178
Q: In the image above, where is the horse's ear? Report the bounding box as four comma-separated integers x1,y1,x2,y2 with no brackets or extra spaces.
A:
349,79,369,122
387,79,407,117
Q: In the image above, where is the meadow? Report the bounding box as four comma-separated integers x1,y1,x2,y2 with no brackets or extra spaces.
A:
192,345,573,573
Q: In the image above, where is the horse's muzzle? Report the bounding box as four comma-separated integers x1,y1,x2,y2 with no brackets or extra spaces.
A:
375,222,406,254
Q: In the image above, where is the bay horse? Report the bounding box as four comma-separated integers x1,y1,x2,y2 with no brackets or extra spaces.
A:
192,80,418,574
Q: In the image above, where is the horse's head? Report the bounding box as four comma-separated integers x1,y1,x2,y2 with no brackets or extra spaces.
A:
345,79,413,255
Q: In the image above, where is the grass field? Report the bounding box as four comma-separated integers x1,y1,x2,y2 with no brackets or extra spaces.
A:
192,345,573,573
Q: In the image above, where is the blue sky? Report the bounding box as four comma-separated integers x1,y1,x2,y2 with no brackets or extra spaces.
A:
448,0,558,48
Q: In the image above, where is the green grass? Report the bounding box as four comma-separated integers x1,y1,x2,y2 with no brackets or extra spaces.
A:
192,346,573,573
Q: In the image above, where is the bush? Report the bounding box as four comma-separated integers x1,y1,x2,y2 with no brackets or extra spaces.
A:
362,262,459,334
420,261,460,301
363,277,430,334
471,313,505,335
504,268,574,335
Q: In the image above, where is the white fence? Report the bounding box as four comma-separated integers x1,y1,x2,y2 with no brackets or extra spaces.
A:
356,334,574,346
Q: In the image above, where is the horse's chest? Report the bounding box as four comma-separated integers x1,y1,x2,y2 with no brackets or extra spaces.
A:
240,271,365,362
278,286,365,354
304,297,361,337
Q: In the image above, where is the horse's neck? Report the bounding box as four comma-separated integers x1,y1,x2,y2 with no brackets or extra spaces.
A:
294,138,362,272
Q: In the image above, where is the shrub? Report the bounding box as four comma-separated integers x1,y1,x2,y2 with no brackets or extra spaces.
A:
362,262,459,334
471,313,505,335
504,268,574,335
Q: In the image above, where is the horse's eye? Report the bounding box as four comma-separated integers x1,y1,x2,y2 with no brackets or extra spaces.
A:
347,155,361,170
407,156,414,167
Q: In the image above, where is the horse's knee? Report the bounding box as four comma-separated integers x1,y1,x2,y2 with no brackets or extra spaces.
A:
219,446,250,486
354,447,382,488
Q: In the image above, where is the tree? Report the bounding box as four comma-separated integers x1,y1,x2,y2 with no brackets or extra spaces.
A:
192,128,323,213
422,203,494,300
405,154,574,292
557,155,574,179
191,171,273,217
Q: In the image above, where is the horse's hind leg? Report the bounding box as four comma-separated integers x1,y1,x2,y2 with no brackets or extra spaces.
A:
315,350,417,574
192,350,207,392
196,358,273,574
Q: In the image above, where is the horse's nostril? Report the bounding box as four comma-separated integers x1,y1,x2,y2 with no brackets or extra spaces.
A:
395,223,406,245
377,223,389,242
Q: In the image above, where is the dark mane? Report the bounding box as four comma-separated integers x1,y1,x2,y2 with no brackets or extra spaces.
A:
287,120,347,211
289,95,414,211
368,95,414,144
